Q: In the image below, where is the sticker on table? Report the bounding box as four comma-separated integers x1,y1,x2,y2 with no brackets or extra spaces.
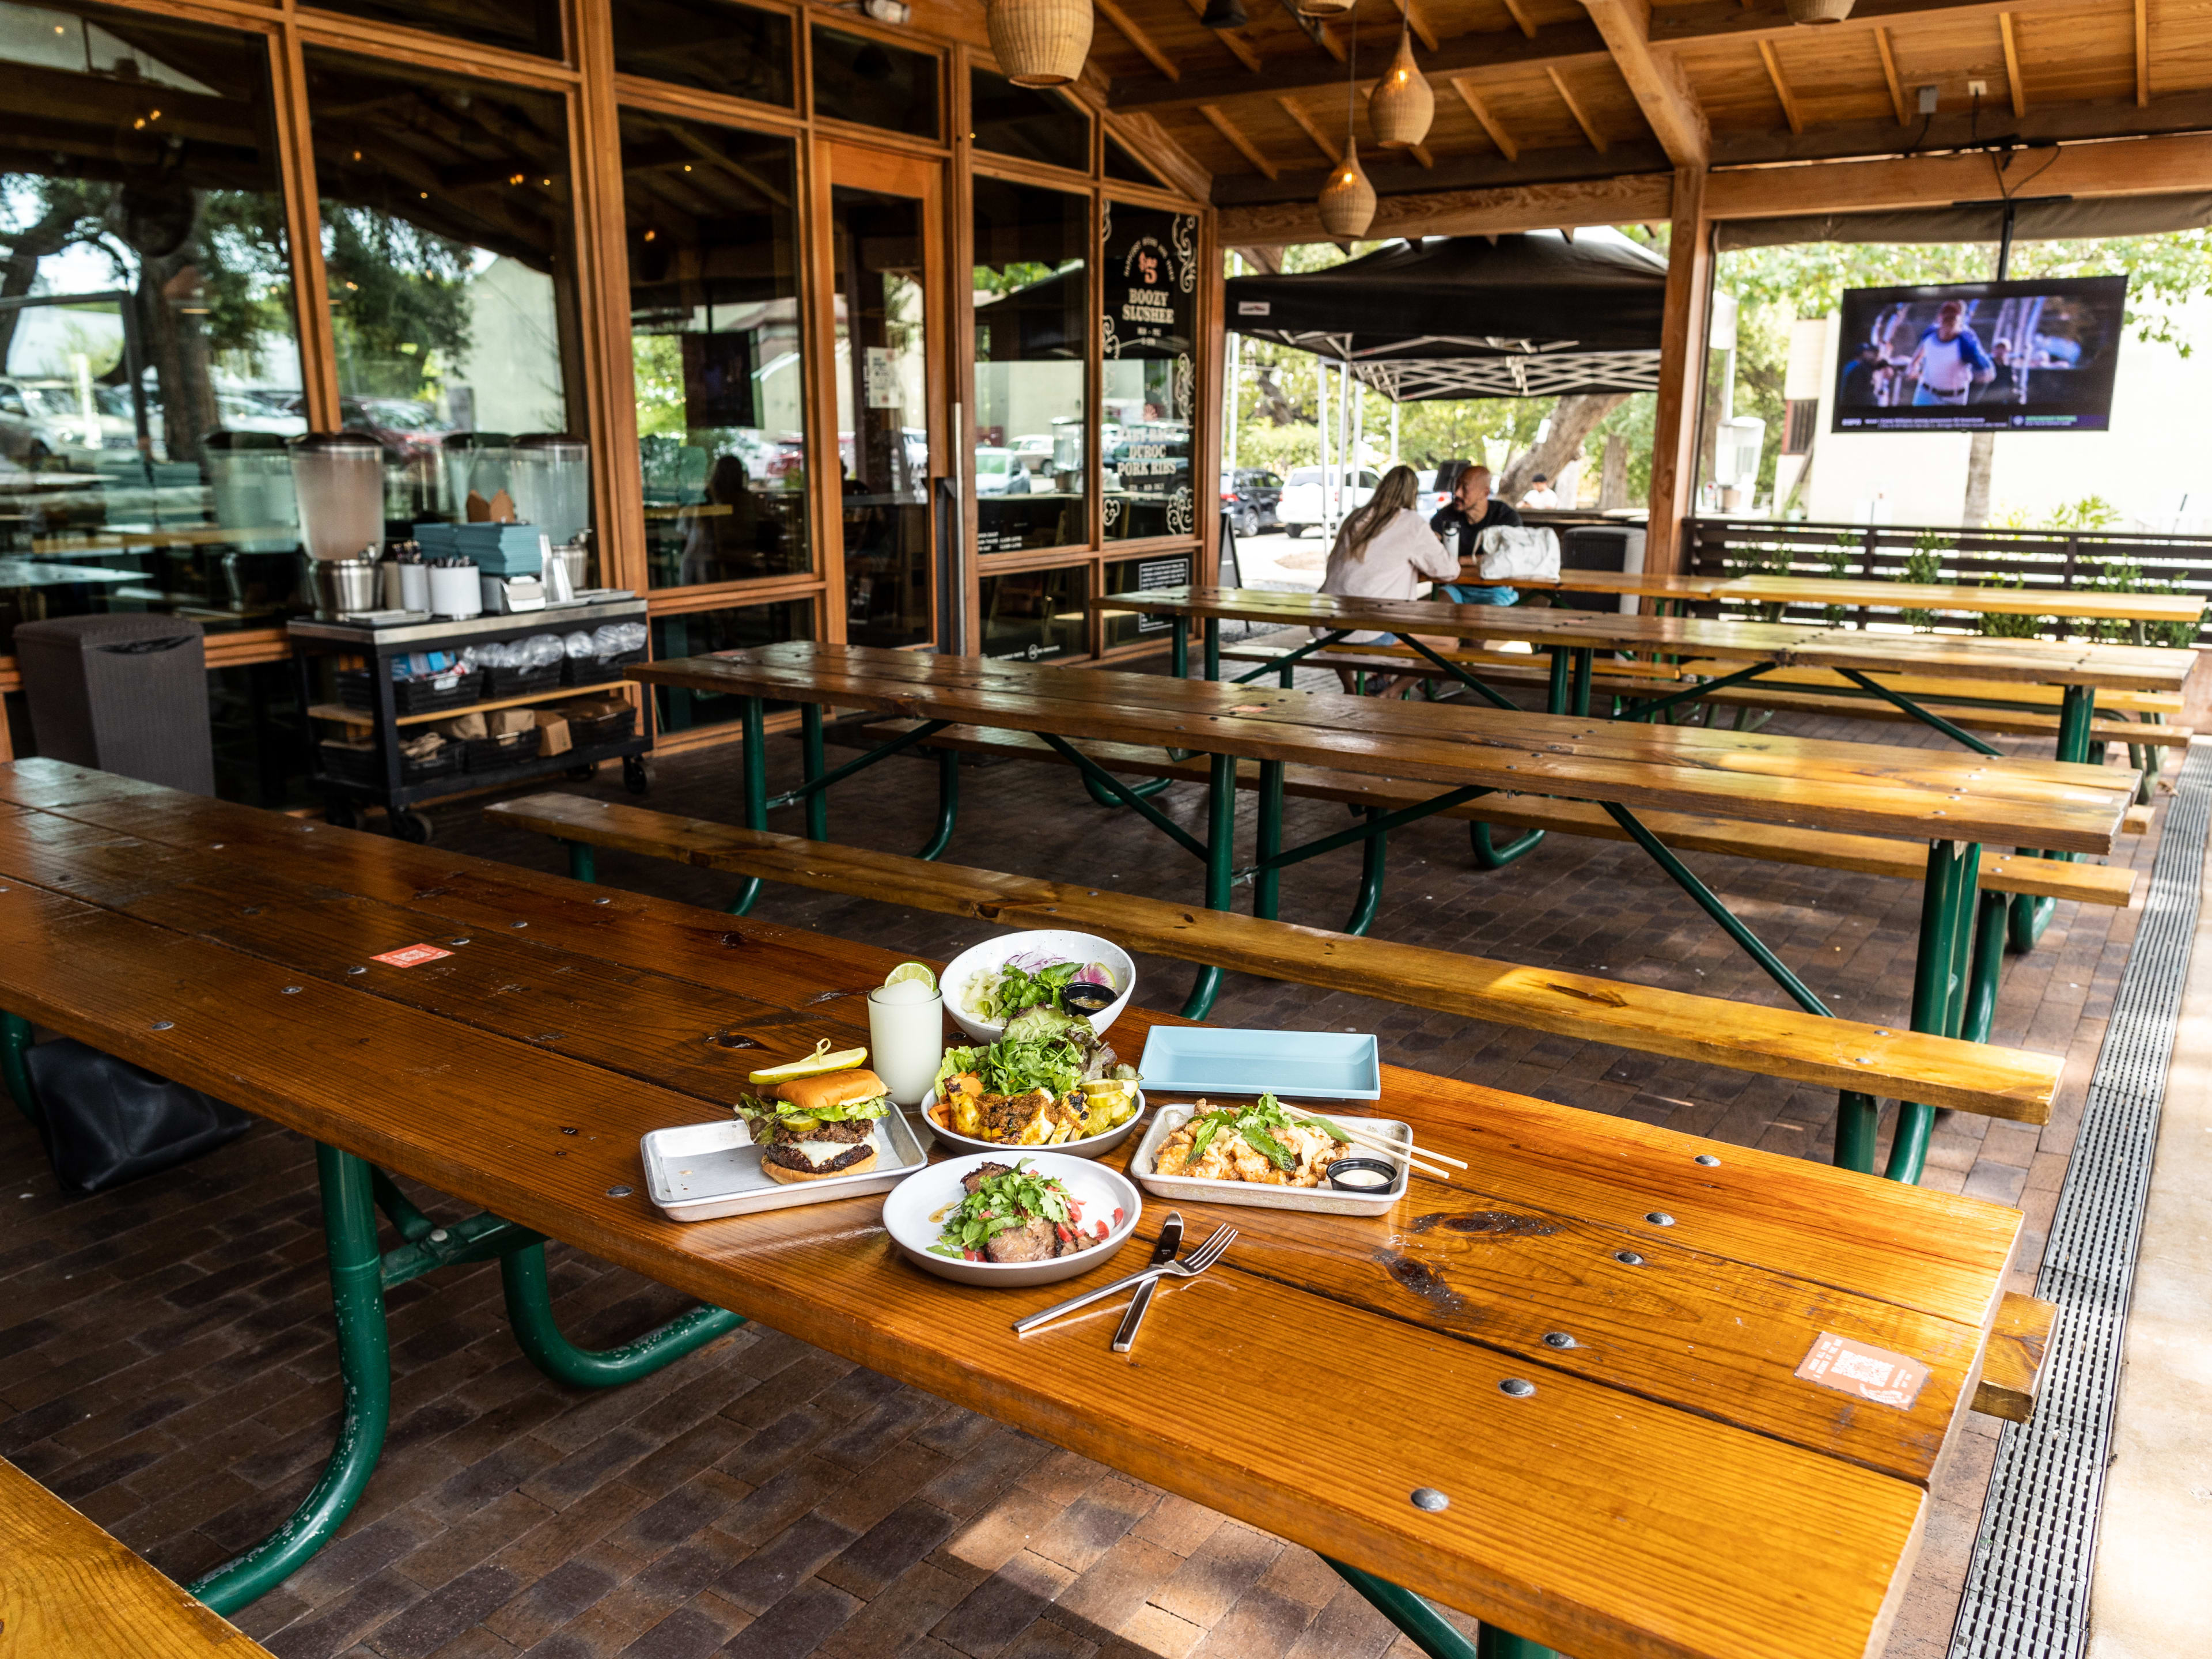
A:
1795,1332,1930,1408
371,944,453,968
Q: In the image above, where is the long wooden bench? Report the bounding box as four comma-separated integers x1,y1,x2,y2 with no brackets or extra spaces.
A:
821,718,2142,910
1970,1291,2059,1422
1679,664,2188,719
0,1457,278,1657
488,791,2063,1126
1221,645,2192,749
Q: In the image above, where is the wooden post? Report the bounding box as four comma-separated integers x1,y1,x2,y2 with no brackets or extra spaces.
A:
1645,165,1710,577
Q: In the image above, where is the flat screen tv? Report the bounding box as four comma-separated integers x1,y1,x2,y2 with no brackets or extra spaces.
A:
1831,275,2127,433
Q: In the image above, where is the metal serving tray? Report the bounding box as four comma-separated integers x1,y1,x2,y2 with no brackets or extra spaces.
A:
639,1110,929,1222
1135,1027,1382,1100
1128,1104,1411,1217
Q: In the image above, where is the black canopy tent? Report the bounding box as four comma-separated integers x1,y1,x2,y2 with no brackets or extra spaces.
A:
1225,229,1669,400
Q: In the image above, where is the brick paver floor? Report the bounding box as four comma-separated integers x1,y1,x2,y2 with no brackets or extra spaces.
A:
0,653,2177,1659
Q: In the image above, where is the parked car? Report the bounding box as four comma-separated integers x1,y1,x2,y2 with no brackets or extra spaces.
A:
0,377,138,468
1219,467,1284,537
1276,465,1378,537
975,446,1020,494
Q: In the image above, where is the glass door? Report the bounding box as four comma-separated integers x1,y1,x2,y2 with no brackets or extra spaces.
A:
821,144,942,649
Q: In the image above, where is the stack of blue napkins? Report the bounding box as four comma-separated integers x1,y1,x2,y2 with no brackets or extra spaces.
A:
411,521,544,577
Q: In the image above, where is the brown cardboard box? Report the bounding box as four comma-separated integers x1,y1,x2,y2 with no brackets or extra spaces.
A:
533,709,572,756
486,707,537,737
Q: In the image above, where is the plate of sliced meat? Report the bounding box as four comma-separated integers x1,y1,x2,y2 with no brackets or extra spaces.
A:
882,1153,1142,1287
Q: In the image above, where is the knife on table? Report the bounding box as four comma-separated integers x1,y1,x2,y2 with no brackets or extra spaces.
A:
1111,1211,1183,1353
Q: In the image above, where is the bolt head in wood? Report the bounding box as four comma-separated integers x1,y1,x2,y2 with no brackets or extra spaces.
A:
1645,1211,1675,1227
1543,1331,1576,1349
1411,1487,1450,1510
282,986,302,995
1498,1378,1536,1398
607,1185,632,1198
150,1021,173,1031
1694,1153,1721,1166
1615,1251,1644,1266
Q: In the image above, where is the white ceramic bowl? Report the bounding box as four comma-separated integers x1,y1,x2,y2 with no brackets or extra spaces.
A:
882,1151,1142,1288
940,930,1136,1044
915,1088,1147,1161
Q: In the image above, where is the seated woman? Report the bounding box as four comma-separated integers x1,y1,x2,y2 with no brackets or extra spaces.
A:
1317,463,1460,697
678,453,760,585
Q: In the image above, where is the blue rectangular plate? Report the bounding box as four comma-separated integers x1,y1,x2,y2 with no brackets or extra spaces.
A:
1135,1027,1381,1100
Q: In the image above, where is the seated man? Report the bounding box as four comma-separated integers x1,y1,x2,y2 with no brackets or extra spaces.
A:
1429,463,1522,607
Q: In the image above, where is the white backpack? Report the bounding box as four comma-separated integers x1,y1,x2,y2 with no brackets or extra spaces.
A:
1476,524,1560,581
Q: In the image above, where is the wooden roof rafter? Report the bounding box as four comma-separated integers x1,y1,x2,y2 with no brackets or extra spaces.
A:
1096,0,1181,81
1546,64,1609,151
1449,75,1520,159
1200,102,1279,176
1577,0,1711,166
1874,26,1910,125
1176,0,1263,71
1998,12,2027,116
1758,38,1805,135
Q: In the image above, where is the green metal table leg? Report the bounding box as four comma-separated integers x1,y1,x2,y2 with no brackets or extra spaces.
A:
1325,1558,1553,1659
1344,809,1387,935
370,1168,435,1243
1171,616,1188,680
917,748,960,860
730,695,767,917
1469,821,1544,869
1546,648,1570,715
499,1243,744,1389
2,1010,37,1131
1959,887,2009,1046
1179,752,1238,1020
190,1143,389,1615
800,703,828,843
2007,684,2095,953
1203,618,1221,681
563,840,597,884
1570,647,1593,718
1888,839,1982,1184
1253,760,1285,922
1079,769,1175,808
1834,1094,1880,1176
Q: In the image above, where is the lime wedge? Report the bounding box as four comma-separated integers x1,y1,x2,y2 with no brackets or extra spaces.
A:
884,961,937,993
747,1037,869,1085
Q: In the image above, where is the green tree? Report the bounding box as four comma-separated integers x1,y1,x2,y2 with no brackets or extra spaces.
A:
321,206,474,400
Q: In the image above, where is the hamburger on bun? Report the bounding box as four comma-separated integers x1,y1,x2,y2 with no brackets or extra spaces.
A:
737,1068,892,1184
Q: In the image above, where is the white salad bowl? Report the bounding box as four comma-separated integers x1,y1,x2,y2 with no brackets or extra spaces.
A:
915,1088,1147,1161
941,930,1136,1044
882,1151,1142,1288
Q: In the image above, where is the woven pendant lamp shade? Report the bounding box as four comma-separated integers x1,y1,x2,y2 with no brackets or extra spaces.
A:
988,0,1092,86
1369,29,1433,147
1785,0,1853,18
1296,0,1356,16
1316,140,1376,238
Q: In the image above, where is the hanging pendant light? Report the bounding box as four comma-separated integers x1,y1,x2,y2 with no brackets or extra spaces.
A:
1316,24,1373,240
1297,0,1357,17
1369,18,1433,149
1317,140,1376,238
1199,0,1248,26
988,0,1092,86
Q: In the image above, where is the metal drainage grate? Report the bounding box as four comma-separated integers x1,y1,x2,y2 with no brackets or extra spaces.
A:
1949,741,2212,1659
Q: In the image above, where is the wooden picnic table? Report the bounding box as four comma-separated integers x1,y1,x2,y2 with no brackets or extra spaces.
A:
632,642,2130,1183
1472,565,2209,627
0,759,2030,1659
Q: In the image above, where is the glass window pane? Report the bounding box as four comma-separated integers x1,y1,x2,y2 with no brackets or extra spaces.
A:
811,26,938,139
1101,552,1190,649
833,185,930,649
612,0,792,108
305,49,581,540
972,179,1085,556
300,0,562,59
619,110,808,590
1,3,304,656
1100,203,1196,543
980,563,1086,661
649,597,813,729
1104,134,1167,188
969,69,1089,171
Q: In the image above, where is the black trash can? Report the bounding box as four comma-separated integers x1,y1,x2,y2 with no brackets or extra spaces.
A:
14,614,217,794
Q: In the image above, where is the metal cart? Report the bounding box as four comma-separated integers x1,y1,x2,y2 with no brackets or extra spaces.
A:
290,599,652,843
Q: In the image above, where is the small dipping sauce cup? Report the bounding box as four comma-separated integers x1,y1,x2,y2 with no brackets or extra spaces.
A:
1325,1156,1401,1194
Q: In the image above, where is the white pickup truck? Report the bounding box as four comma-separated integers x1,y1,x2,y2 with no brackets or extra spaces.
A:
1275,466,1378,538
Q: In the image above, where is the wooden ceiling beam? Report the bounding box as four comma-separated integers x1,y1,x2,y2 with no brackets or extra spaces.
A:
1547,65,1609,151
1758,39,1804,135
1180,0,1263,70
1113,17,1606,109
1449,76,1520,161
1200,102,1279,177
1277,93,1346,162
1218,168,1673,242
1112,0,2097,112
1400,0,1441,51
1577,0,1711,166
1096,0,1180,81
2135,0,2149,107
1707,129,2212,218
1874,28,1909,125
1499,0,1539,37
1274,0,1345,61
1998,13,2027,116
